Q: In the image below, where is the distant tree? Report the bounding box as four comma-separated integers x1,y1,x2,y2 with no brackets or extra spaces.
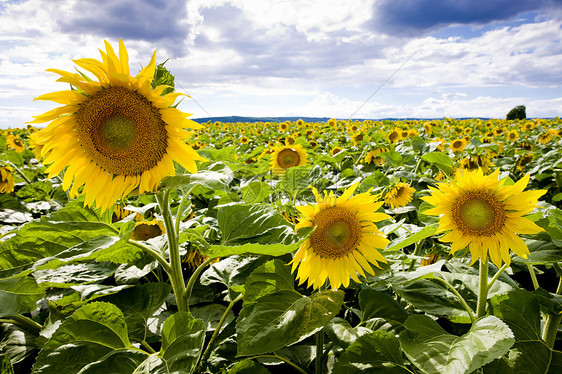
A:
506,105,526,120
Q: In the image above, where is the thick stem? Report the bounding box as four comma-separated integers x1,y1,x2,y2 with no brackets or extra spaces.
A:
542,264,562,348
4,314,42,335
157,191,186,312
408,239,425,271
476,258,489,319
315,329,325,374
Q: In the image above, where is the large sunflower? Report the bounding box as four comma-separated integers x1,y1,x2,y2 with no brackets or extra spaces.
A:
290,182,390,289
422,168,546,267
384,182,415,209
270,144,307,175
30,40,204,211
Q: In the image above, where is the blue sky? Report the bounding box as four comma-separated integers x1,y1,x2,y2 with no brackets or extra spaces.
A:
1,0,562,128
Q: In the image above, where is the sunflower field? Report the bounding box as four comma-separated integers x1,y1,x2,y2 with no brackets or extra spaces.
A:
1,41,562,374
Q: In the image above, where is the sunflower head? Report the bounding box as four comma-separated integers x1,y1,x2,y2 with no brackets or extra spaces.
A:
131,219,166,241
450,138,466,152
270,144,308,175
384,183,415,209
290,182,391,289
30,40,205,211
422,169,546,267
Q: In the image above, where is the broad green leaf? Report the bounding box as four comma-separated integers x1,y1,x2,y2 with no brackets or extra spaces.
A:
421,151,454,175
0,324,36,365
380,151,404,166
243,259,295,306
276,165,322,198
534,208,562,247
158,162,233,191
236,289,344,356
32,302,132,374
241,181,273,203
324,317,360,348
160,312,206,374
0,275,45,317
200,255,272,300
385,225,438,252
191,304,235,332
202,241,302,260
98,283,172,340
216,204,298,245
486,289,562,374
400,315,514,374
333,331,410,374
359,288,408,323
78,349,148,374
513,239,562,264
228,359,270,374
33,262,119,288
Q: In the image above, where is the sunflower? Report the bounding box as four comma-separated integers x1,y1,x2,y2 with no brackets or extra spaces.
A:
507,129,519,142
291,182,390,289
131,219,166,241
240,136,250,144
459,155,494,174
516,154,534,171
0,166,15,193
6,135,26,153
270,144,307,175
330,146,344,156
384,183,415,208
279,122,289,132
449,138,466,152
30,40,204,211
387,128,402,143
422,169,546,267
327,118,337,129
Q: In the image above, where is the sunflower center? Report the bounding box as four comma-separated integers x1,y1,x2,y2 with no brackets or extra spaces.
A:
76,86,168,176
310,206,362,259
100,114,137,151
278,148,300,168
452,191,506,236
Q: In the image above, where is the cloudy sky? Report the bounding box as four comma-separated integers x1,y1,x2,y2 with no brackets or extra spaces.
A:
2,0,562,128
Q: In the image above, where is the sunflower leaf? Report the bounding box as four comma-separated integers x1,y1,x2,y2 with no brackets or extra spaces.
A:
421,151,454,175
0,274,45,318
400,315,514,374
236,289,344,356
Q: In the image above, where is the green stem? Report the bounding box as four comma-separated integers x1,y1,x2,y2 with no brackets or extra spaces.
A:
135,339,156,354
487,263,509,292
157,191,186,312
315,328,325,374
3,314,42,335
128,239,172,274
247,354,309,374
8,161,31,184
174,186,195,235
476,259,489,319
432,275,475,323
408,239,425,271
527,264,540,290
542,264,562,348
183,257,215,308
198,294,243,370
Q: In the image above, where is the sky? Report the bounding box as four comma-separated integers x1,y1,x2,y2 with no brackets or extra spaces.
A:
1,0,562,128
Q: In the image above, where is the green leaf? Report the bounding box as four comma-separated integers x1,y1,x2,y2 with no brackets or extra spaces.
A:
159,312,206,374
400,315,514,374
333,331,410,374
158,162,233,191
485,289,562,374
236,289,344,356
202,241,302,260
191,304,235,332
324,317,360,348
228,359,270,374
243,259,295,306
200,255,272,300
513,239,562,264
359,288,408,323
385,225,438,252
32,302,132,374
276,165,322,198
0,324,36,365
216,204,298,245
380,151,404,166
98,283,172,340
421,151,454,175
78,349,148,374
33,262,119,287
241,181,274,203
0,275,45,317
